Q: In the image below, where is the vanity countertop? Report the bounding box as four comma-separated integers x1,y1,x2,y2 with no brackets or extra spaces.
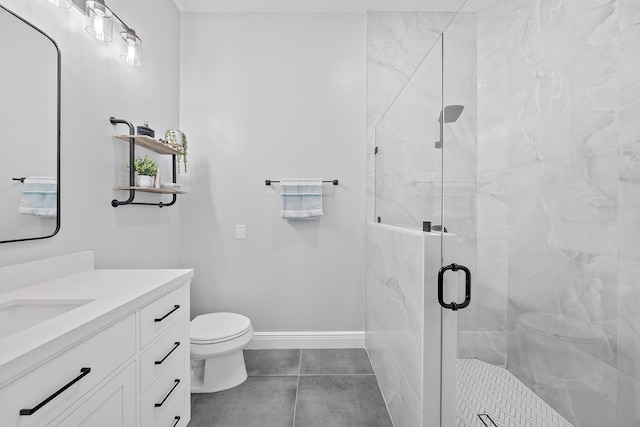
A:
0,268,194,388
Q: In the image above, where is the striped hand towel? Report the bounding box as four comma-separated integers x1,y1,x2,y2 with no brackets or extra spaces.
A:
18,176,57,217
280,179,323,220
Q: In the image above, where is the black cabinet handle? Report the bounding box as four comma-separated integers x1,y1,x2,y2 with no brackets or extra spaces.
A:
155,342,181,365
437,263,471,311
154,305,180,322
19,368,91,416
155,379,180,407
173,416,181,427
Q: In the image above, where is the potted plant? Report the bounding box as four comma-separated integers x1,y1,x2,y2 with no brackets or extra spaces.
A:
164,129,188,173
133,155,158,187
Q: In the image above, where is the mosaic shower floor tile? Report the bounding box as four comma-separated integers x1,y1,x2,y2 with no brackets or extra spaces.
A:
457,359,574,427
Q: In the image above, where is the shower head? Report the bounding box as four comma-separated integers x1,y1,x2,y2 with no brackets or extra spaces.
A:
438,104,464,124
435,104,464,148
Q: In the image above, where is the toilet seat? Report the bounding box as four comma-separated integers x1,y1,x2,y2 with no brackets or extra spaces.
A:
191,312,252,344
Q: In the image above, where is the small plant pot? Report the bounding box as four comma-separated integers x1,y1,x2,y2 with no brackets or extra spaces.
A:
136,175,155,188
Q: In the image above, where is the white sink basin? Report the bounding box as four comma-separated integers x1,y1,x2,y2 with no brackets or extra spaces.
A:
0,299,94,340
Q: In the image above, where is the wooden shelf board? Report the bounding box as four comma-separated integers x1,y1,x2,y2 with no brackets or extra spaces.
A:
115,135,182,156
114,186,186,195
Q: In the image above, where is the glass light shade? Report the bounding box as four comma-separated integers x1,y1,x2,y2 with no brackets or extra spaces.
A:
47,0,72,8
120,29,141,66
85,0,113,42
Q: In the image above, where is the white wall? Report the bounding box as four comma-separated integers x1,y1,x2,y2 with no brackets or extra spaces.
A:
0,0,182,268
179,13,367,332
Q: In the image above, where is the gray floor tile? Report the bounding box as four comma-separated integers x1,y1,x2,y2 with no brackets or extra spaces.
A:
188,376,297,427
244,349,301,376
300,348,374,375
294,375,393,427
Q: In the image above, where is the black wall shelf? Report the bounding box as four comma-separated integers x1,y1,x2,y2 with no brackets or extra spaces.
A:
110,117,185,208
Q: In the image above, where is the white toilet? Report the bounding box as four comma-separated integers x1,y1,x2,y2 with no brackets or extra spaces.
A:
190,312,254,393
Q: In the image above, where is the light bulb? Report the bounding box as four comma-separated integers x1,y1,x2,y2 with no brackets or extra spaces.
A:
120,28,141,66
85,0,113,42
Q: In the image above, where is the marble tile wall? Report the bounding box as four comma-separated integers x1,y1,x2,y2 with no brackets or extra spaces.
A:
477,0,640,426
365,224,424,427
617,0,640,424
475,0,510,367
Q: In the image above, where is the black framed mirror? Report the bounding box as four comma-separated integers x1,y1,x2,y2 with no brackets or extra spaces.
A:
0,4,60,243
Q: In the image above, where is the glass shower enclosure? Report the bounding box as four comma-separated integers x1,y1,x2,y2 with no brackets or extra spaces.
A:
369,0,636,426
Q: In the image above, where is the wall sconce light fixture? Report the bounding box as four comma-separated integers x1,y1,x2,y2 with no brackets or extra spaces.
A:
47,0,142,66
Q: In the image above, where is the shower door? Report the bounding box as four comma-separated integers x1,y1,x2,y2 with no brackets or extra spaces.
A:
432,3,482,427
438,11,479,423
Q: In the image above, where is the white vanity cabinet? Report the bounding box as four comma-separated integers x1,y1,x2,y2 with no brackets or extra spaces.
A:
0,256,193,427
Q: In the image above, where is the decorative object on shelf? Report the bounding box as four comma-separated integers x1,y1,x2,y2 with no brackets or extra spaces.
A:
133,155,158,188
45,0,142,66
137,120,154,138
164,129,188,173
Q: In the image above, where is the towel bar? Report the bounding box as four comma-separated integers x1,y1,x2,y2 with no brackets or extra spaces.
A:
12,177,26,182
265,179,338,186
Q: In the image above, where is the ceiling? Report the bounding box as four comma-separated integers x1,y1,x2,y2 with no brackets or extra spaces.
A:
172,0,500,13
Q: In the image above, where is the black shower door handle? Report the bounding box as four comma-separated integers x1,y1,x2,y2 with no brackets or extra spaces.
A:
438,263,471,311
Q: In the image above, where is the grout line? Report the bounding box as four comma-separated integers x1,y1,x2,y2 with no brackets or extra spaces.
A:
248,374,300,377
298,373,376,376
249,373,375,377
292,349,302,427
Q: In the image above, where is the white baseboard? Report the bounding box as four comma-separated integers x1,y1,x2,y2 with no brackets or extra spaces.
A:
246,331,365,349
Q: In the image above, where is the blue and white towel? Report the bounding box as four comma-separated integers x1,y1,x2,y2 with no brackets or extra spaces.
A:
280,179,323,220
18,176,57,217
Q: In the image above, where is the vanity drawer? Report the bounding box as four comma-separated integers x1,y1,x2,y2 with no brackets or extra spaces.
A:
0,314,135,427
140,320,186,395
156,386,188,427
141,357,186,427
140,287,185,348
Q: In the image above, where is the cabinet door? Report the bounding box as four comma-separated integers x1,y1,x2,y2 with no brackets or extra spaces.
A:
49,363,136,427
0,315,135,427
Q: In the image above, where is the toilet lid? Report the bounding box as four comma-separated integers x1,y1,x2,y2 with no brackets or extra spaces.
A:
518,312,605,343
191,312,252,343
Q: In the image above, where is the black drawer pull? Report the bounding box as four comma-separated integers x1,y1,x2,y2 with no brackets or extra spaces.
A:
154,305,180,322
19,368,91,416
155,342,181,365
173,416,181,427
155,379,180,407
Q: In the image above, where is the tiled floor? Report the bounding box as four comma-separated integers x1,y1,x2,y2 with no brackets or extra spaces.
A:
456,359,575,427
189,348,393,427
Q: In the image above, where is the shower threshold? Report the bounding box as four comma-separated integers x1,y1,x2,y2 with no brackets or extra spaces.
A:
456,359,574,427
